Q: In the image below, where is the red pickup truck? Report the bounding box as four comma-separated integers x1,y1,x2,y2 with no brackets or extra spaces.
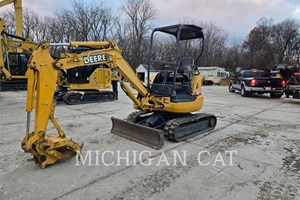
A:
229,69,286,98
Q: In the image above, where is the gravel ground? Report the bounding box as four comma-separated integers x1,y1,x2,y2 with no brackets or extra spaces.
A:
0,86,299,200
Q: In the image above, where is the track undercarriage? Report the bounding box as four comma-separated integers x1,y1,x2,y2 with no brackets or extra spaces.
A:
111,111,217,149
0,79,27,91
56,90,116,105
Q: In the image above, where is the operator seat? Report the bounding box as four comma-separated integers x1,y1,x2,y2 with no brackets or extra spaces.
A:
150,57,196,102
151,71,173,96
171,57,196,102
177,57,194,80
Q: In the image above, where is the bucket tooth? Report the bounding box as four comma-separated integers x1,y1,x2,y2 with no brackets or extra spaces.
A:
111,117,164,149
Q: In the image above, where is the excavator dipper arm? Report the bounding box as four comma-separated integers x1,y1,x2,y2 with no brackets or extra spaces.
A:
21,42,80,168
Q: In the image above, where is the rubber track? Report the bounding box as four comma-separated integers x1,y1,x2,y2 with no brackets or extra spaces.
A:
164,113,217,142
63,90,116,105
0,80,27,91
127,111,147,122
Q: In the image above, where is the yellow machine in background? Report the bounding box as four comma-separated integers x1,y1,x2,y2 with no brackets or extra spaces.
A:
54,47,116,104
0,18,37,90
22,24,217,168
0,0,115,97
0,0,38,90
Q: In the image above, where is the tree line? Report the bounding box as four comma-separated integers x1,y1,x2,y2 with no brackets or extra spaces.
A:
1,0,299,72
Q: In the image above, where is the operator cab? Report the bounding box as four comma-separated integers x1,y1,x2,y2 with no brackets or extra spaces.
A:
148,24,204,102
3,52,30,76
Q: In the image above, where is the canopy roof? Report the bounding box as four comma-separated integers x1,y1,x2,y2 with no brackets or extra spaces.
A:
153,24,204,40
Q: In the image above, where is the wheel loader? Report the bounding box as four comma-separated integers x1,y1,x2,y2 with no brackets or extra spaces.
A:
22,24,217,168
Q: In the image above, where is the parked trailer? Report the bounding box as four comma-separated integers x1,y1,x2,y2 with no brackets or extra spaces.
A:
198,66,228,85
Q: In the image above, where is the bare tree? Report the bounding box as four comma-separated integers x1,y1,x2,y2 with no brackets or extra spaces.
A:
0,8,41,41
271,19,300,64
0,11,15,34
223,41,244,72
22,8,40,39
200,22,228,66
3,1,298,70
243,17,300,69
56,0,115,41
122,0,157,69
242,17,275,69
113,14,133,60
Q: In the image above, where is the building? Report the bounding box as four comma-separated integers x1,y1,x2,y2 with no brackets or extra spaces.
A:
198,66,227,84
136,64,157,84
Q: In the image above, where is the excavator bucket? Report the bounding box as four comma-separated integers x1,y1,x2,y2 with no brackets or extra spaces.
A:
22,133,81,168
111,117,164,149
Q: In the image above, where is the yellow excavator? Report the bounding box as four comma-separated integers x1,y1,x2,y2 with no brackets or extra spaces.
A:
0,0,116,101
0,19,37,90
22,24,217,168
54,46,116,104
0,0,37,90
1,19,116,100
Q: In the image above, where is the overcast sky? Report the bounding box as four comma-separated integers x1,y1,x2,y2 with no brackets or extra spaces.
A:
1,0,299,43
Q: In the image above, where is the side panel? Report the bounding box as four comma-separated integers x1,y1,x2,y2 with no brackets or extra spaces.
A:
69,68,112,90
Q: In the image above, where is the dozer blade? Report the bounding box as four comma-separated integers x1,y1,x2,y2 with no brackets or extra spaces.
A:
111,117,164,150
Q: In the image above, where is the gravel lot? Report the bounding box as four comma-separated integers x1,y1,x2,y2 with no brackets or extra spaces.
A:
0,86,299,200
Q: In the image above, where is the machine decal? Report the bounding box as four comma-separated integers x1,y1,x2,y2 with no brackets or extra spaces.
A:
84,54,107,64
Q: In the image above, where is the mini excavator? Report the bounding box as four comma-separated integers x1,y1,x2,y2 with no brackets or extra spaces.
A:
0,19,37,90
0,0,38,90
22,24,217,168
0,1,115,100
54,46,116,104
